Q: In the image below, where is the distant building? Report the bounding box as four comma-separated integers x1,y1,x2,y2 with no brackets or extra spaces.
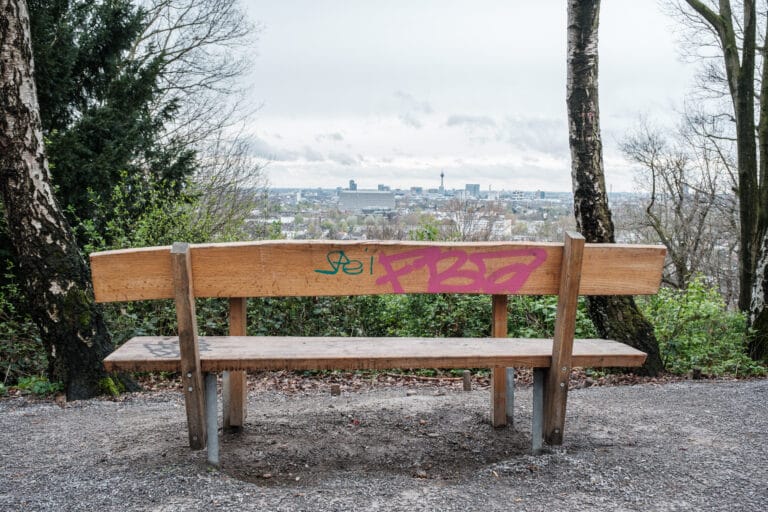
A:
338,190,395,212
349,179,357,191
410,186,423,195
510,190,526,201
377,184,391,191
465,183,480,197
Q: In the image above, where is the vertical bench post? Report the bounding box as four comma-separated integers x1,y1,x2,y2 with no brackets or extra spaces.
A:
490,294,509,427
543,231,585,445
531,368,546,454
171,242,207,450
223,297,248,431
205,372,220,466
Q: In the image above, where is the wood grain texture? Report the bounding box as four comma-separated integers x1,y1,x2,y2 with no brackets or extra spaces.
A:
491,295,508,427
90,241,666,302
103,336,647,372
544,232,585,445
171,243,206,450
223,298,247,429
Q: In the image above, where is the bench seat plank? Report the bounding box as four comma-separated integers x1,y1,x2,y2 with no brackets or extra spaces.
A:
104,336,647,372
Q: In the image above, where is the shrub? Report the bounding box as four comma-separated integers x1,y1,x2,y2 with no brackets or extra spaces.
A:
638,277,765,376
507,295,596,338
0,263,46,385
16,376,63,396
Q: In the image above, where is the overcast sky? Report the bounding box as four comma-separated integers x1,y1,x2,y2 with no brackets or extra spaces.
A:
242,1,695,192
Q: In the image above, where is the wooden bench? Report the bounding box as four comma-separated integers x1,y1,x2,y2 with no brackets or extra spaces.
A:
90,233,665,465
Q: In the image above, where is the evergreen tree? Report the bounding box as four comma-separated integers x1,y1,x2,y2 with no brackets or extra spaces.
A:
28,0,196,240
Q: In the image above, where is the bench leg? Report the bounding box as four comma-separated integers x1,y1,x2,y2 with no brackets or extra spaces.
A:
505,367,515,427
205,373,220,466
531,368,545,454
222,370,247,431
491,368,507,427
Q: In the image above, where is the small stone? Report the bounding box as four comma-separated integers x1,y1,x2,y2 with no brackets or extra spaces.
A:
330,384,341,396
415,469,428,479
262,473,273,479
406,390,417,396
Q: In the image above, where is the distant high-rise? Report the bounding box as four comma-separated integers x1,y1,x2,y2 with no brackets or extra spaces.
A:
439,170,445,193
349,179,357,191
465,183,480,197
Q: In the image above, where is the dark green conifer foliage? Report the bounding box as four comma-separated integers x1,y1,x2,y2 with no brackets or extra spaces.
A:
28,0,196,239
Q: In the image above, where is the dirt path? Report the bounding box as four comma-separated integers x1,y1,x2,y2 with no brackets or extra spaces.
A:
1,379,766,511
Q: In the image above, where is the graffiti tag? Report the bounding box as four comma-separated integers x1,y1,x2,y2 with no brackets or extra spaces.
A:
315,250,374,276
375,247,548,294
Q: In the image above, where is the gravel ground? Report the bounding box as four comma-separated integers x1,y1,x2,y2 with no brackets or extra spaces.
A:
0,379,766,511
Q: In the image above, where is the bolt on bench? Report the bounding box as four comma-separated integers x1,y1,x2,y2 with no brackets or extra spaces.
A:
90,233,665,465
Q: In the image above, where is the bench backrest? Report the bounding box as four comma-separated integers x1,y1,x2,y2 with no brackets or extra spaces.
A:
90,239,665,303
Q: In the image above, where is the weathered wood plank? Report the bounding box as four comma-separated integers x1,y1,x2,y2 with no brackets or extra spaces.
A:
490,294,508,427
171,243,207,450
544,232,585,445
103,336,647,373
90,241,666,302
223,298,247,430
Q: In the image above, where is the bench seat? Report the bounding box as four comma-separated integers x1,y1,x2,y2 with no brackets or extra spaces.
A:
104,336,647,373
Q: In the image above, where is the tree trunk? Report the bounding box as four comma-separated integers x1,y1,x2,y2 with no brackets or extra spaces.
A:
0,0,112,399
750,231,768,360
682,0,767,360
566,0,664,375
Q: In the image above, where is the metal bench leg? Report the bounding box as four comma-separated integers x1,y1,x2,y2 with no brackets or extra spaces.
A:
532,368,545,454
505,367,515,427
205,373,220,466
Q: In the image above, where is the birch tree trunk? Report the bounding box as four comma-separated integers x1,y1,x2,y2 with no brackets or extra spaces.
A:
751,232,768,359
0,0,112,399
566,0,664,375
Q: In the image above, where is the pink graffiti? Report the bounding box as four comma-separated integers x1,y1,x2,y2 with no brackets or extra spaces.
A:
376,247,548,294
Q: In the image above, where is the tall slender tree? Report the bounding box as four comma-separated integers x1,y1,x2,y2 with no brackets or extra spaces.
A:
566,0,664,375
678,0,768,360
1,0,112,399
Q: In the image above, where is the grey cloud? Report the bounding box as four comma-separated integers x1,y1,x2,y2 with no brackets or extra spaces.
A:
315,132,344,142
395,91,433,114
446,114,498,144
500,116,569,156
446,115,496,128
247,135,300,161
398,113,423,129
328,152,358,166
248,136,331,164
303,146,324,162
445,114,567,155
395,90,433,129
